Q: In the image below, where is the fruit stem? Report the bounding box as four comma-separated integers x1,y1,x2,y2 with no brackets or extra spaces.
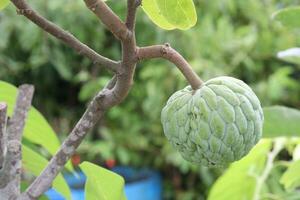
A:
137,44,204,90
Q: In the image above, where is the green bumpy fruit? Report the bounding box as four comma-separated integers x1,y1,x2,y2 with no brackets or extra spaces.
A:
161,76,264,167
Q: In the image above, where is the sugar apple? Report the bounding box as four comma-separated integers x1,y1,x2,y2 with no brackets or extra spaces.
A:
161,76,264,167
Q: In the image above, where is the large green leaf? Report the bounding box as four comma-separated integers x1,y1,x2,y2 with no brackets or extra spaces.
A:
208,140,272,200
0,0,9,10
22,145,71,200
273,7,300,28
80,161,127,200
263,106,300,138
280,160,300,190
0,80,73,171
142,0,197,30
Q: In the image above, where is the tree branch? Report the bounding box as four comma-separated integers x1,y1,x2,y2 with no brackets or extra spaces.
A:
105,75,118,90
7,85,34,142
10,0,119,73
84,0,129,41
0,103,7,169
112,1,138,105
137,44,204,90
0,85,34,198
126,0,141,30
20,94,105,199
19,2,142,199
19,78,125,200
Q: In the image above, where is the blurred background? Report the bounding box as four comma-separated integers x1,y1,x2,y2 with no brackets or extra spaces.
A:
0,0,300,199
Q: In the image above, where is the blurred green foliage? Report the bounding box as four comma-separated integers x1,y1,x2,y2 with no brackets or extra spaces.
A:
1,0,300,199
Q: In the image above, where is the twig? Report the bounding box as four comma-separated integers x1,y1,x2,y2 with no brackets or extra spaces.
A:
137,44,204,90
10,0,119,73
126,0,141,30
84,0,129,41
0,103,7,169
0,85,34,198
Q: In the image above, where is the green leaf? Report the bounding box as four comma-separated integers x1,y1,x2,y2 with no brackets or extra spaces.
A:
0,0,9,10
273,7,300,28
263,106,300,138
157,0,197,30
80,161,127,200
22,145,71,200
208,140,272,200
0,80,73,171
142,0,175,30
142,0,197,30
277,48,300,65
280,160,300,190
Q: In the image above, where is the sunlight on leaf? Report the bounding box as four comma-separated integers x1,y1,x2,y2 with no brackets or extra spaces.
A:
277,48,300,65
142,0,197,30
280,160,300,190
0,0,9,10
157,0,197,30
142,0,174,30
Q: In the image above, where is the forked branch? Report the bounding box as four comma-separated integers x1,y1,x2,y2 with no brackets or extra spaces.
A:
84,0,129,41
0,85,34,199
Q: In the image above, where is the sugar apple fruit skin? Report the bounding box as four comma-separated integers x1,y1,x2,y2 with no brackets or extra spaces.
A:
161,76,264,167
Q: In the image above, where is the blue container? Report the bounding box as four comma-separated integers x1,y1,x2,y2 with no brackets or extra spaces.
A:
45,172,85,200
46,167,162,200
113,167,162,200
